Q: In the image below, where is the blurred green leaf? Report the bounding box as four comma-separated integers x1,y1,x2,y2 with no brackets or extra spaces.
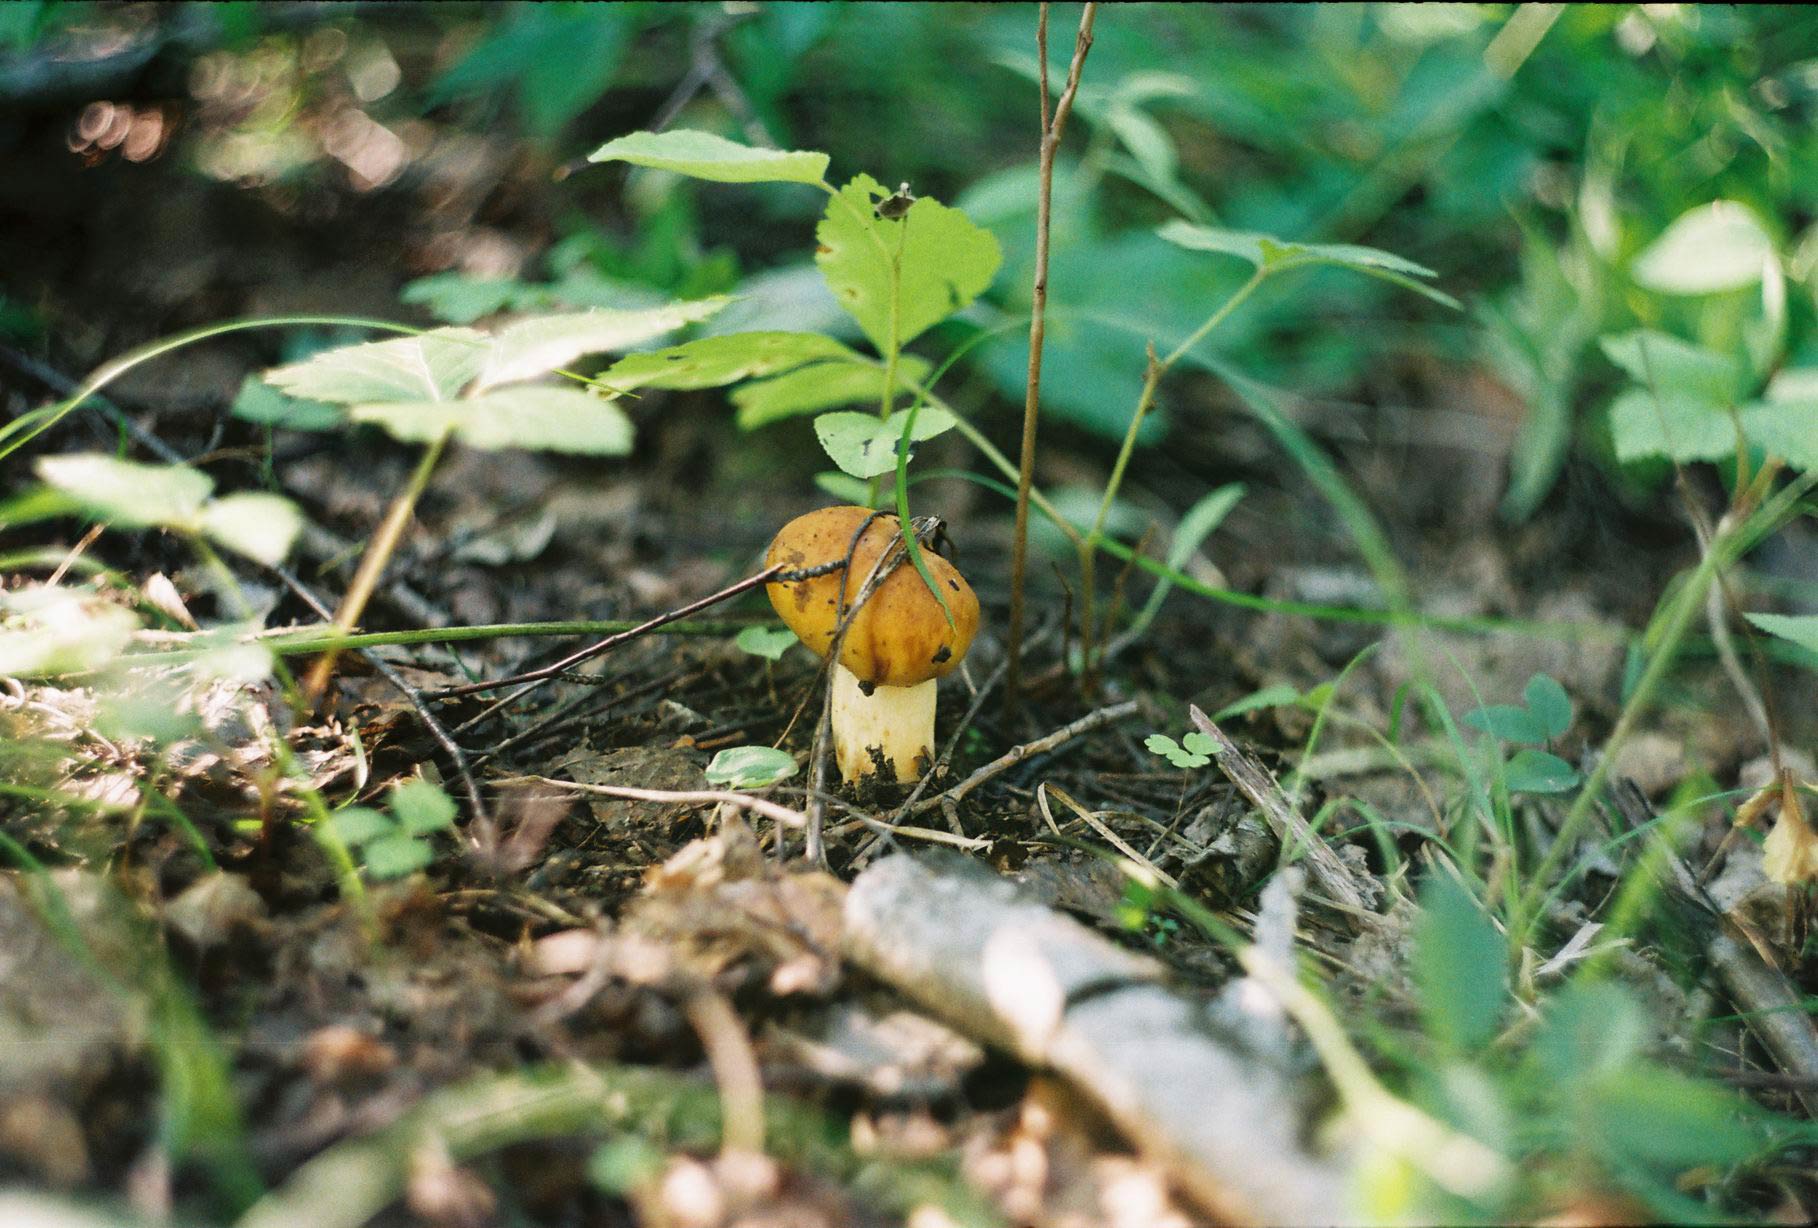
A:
435,5,647,138
1412,873,1506,1052
1585,1068,1763,1170
198,493,304,567
732,355,930,428
1598,331,1741,404
35,454,213,530
1607,389,1739,465
350,387,633,455
0,589,138,678
1212,683,1303,721
812,471,873,504
1158,220,1460,308
813,405,957,478
1523,674,1573,740
1745,613,1818,655
477,301,728,390
327,807,394,847
1535,981,1645,1084
399,274,525,324
1125,483,1245,642
603,331,856,392
1463,703,1548,744
588,129,830,185
266,329,489,405
1632,202,1776,296
704,745,799,788
816,174,1002,353
231,377,344,432
391,779,457,835
362,833,435,879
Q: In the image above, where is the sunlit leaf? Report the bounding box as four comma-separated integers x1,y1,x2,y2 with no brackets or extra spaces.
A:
813,404,957,478
704,745,799,788
816,173,1002,353
732,355,931,428
351,386,634,454
602,331,856,392
1412,873,1506,1052
199,493,304,566
265,328,490,405
477,301,728,389
35,454,214,530
1631,201,1776,296
0,588,138,677
587,129,830,185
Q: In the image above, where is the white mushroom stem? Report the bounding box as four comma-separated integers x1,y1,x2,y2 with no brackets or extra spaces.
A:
830,663,936,783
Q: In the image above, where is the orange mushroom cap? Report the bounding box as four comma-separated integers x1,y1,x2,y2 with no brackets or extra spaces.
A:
764,505,980,689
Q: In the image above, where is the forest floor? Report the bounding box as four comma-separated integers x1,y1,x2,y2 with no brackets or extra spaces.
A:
4,93,1817,1228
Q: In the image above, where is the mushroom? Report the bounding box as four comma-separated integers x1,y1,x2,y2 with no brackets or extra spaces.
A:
765,505,980,783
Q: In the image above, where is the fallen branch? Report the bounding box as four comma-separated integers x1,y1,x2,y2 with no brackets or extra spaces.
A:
909,699,1139,815
843,853,1354,1225
504,776,805,830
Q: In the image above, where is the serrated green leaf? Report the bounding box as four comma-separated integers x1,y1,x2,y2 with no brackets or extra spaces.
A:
1412,874,1506,1052
1157,220,1459,307
198,493,305,566
1504,748,1580,794
265,328,490,405
587,129,830,185
1598,330,1739,404
327,806,394,847
601,331,857,392
1607,388,1740,464
734,625,797,661
1524,674,1572,740
815,174,1002,353
363,833,435,879
1632,201,1776,296
230,375,344,431
477,301,728,389
1212,683,1302,721
1745,613,1818,655
1463,703,1548,744
704,745,799,788
391,778,457,835
813,404,957,479
732,355,931,428
35,454,214,529
351,386,634,454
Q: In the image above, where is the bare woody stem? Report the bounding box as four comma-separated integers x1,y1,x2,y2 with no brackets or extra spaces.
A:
303,428,449,703
1007,1,1098,710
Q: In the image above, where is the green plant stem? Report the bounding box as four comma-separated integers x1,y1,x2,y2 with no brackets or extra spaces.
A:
1512,469,1818,945
303,430,449,701
125,616,755,664
0,314,417,463
1076,268,1268,682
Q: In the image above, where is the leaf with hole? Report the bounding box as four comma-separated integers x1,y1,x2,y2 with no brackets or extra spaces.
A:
265,328,490,405
704,745,799,788
815,173,1002,354
813,405,957,479
587,129,830,185
351,386,634,455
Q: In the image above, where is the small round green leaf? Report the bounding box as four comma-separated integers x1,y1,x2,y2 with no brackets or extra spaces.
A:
735,626,797,661
390,778,457,835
